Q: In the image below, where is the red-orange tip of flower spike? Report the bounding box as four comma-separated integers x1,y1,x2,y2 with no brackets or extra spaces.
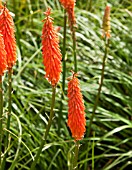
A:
42,8,62,86
0,33,7,76
102,6,111,38
67,72,86,141
60,0,76,31
0,4,17,69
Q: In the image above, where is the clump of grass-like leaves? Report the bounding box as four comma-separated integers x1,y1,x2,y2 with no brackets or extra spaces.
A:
2,0,132,169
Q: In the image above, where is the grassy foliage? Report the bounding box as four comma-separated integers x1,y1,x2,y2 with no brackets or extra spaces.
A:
1,0,132,169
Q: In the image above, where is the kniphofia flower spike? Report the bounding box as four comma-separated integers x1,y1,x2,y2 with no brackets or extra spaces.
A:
102,6,111,38
67,71,86,140
60,0,76,31
42,8,62,86
0,4,17,69
0,33,7,76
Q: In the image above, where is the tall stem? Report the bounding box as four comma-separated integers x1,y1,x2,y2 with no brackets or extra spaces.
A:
12,0,22,54
89,0,93,11
86,0,93,11
62,10,67,93
72,28,77,73
58,10,67,134
92,132,95,170
30,86,56,170
73,141,79,170
85,37,109,169
1,68,12,170
0,76,3,168
86,0,89,11
87,38,109,137
44,87,56,140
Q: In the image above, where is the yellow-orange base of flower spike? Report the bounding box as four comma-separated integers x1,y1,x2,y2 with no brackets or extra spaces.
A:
0,4,17,69
102,6,111,38
0,33,7,76
42,8,62,86
67,72,86,141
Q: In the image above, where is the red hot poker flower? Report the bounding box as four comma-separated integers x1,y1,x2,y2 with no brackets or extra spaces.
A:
0,33,7,76
42,8,62,86
60,0,76,31
0,5,17,69
102,6,111,38
67,72,86,140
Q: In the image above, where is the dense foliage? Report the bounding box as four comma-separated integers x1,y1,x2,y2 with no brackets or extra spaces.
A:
2,0,132,169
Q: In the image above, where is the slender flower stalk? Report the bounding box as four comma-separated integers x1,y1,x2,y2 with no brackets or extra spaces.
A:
87,5,111,138
86,0,89,11
59,1,77,133
58,10,67,134
0,33,7,169
72,28,77,72
60,0,77,72
85,37,110,169
85,6,111,169
0,4,17,170
73,141,80,170
87,39,110,137
86,0,93,11
62,10,67,93
30,87,56,170
30,8,62,169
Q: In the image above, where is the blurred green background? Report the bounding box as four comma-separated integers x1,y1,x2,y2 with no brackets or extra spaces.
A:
2,0,132,169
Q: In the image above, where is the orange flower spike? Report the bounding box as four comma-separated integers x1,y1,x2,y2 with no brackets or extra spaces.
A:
0,5,17,69
102,6,111,38
60,0,76,31
67,72,86,141
0,33,7,76
42,8,62,86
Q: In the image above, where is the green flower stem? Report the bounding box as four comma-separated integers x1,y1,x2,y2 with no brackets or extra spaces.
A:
86,0,89,10
12,0,22,54
44,87,56,140
86,0,93,11
62,10,67,93
73,141,80,170
30,86,56,170
72,27,77,73
88,37,109,137
92,132,95,170
85,37,109,168
0,76,3,168
1,68,12,170
58,10,67,134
